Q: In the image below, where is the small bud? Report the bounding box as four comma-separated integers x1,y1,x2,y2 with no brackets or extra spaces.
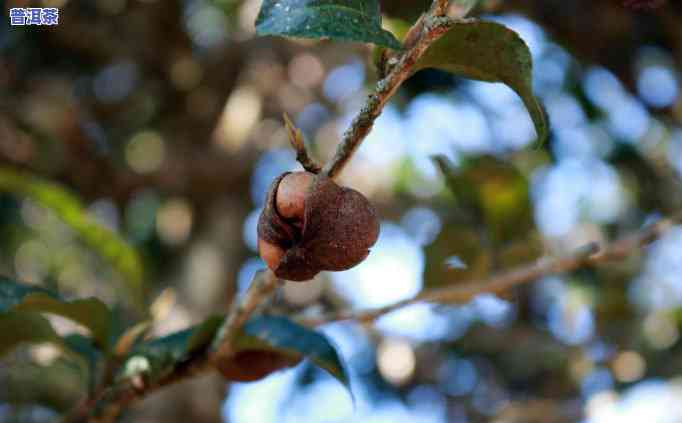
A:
257,172,380,281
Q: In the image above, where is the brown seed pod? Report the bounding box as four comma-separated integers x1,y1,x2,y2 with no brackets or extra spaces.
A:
257,171,380,281
216,350,302,382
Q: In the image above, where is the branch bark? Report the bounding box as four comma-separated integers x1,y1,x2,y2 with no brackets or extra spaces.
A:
321,6,454,179
211,269,281,359
298,216,678,326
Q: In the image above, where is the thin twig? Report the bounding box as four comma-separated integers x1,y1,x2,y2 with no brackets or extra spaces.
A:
299,216,677,326
283,113,321,173
321,12,454,179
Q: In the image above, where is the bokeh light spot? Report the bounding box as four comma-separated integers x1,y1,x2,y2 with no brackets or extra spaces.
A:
377,338,416,386
125,131,165,174
156,198,193,246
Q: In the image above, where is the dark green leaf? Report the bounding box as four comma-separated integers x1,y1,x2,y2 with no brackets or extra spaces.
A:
235,316,350,389
64,333,102,392
122,315,350,392
0,167,145,304
416,20,548,144
0,311,62,357
121,315,222,381
124,326,196,380
187,315,224,353
0,277,112,349
256,0,401,49
64,334,101,367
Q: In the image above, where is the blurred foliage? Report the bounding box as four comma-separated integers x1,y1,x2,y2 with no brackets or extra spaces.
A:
0,311,61,358
0,278,112,351
0,168,144,305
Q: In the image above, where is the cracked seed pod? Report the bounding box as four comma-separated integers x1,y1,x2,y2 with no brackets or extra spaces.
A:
216,350,302,382
257,171,380,281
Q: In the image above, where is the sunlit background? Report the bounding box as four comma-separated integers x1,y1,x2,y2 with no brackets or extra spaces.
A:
1,0,682,422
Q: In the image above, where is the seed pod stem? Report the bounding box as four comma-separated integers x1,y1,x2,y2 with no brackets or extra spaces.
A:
283,113,321,174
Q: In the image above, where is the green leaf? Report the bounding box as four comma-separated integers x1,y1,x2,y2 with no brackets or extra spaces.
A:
416,20,548,144
187,315,225,353
0,312,62,357
64,333,103,392
64,334,101,367
122,315,350,392
121,316,223,381
122,327,196,380
0,167,145,303
256,0,402,49
235,316,350,389
0,277,112,349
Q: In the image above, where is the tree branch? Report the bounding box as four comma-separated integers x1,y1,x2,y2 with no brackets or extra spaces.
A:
65,213,679,422
62,2,459,419
321,9,454,179
299,216,678,326
211,269,281,359
63,270,281,422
